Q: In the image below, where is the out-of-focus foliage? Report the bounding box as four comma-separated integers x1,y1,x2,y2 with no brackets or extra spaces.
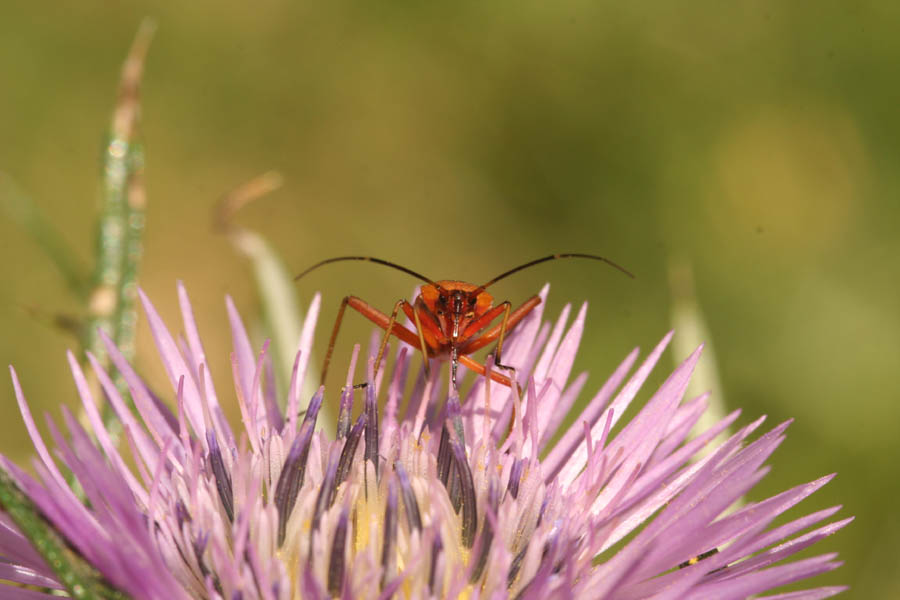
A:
1,2,897,597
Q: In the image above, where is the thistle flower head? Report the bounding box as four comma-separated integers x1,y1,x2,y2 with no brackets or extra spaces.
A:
1,283,850,599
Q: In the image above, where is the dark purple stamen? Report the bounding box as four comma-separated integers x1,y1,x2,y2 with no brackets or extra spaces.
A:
364,381,380,480
194,531,223,594
507,458,525,500
336,413,367,486
535,494,550,528
274,420,316,546
394,463,422,531
193,531,209,570
440,395,468,513
428,535,443,595
336,385,353,439
449,438,477,548
311,449,341,542
437,425,452,486
302,386,324,430
327,505,349,597
206,430,233,523
175,499,192,528
381,479,398,589
507,545,527,588
447,461,462,513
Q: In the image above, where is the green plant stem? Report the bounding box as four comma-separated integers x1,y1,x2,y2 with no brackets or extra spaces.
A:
82,20,155,433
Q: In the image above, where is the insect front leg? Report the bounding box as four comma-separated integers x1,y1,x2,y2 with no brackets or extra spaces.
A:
320,296,423,388
491,301,515,372
409,306,432,379
374,299,425,382
461,295,541,355
320,296,351,386
373,300,403,381
485,301,522,395
458,354,523,396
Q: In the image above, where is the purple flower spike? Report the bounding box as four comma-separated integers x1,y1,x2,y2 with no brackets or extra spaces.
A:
327,503,350,597
381,478,399,590
0,285,849,598
206,429,234,523
364,379,380,480
336,413,367,487
274,415,316,546
394,462,422,532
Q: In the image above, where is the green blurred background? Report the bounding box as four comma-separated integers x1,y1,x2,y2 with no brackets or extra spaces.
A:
1,1,898,597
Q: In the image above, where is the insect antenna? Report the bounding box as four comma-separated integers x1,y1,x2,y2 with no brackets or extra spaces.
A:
294,256,438,286
476,253,634,291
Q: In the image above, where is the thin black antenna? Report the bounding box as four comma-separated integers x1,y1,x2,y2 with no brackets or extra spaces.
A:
294,256,438,286
478,253,634,290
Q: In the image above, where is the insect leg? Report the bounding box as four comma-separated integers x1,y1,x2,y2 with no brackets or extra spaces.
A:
374,300,409,382
485,301,521,392
492,301,514,370
320,296,351,386
410,307,431,378
461,295,541,355
458,354,523,396
321,296,423,387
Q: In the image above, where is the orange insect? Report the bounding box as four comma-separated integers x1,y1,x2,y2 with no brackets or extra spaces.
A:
295,254,633,392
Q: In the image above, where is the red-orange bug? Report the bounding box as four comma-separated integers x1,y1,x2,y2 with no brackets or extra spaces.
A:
295,254,633,392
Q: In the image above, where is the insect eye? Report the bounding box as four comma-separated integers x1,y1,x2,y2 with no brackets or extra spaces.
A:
468,297,477,306
438,296,447,306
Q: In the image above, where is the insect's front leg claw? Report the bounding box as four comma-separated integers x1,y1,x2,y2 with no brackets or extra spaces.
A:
495,360,516,372
492,354,522,396
492,351,516,374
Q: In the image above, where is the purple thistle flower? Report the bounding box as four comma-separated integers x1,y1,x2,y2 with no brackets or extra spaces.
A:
1,283,850,599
